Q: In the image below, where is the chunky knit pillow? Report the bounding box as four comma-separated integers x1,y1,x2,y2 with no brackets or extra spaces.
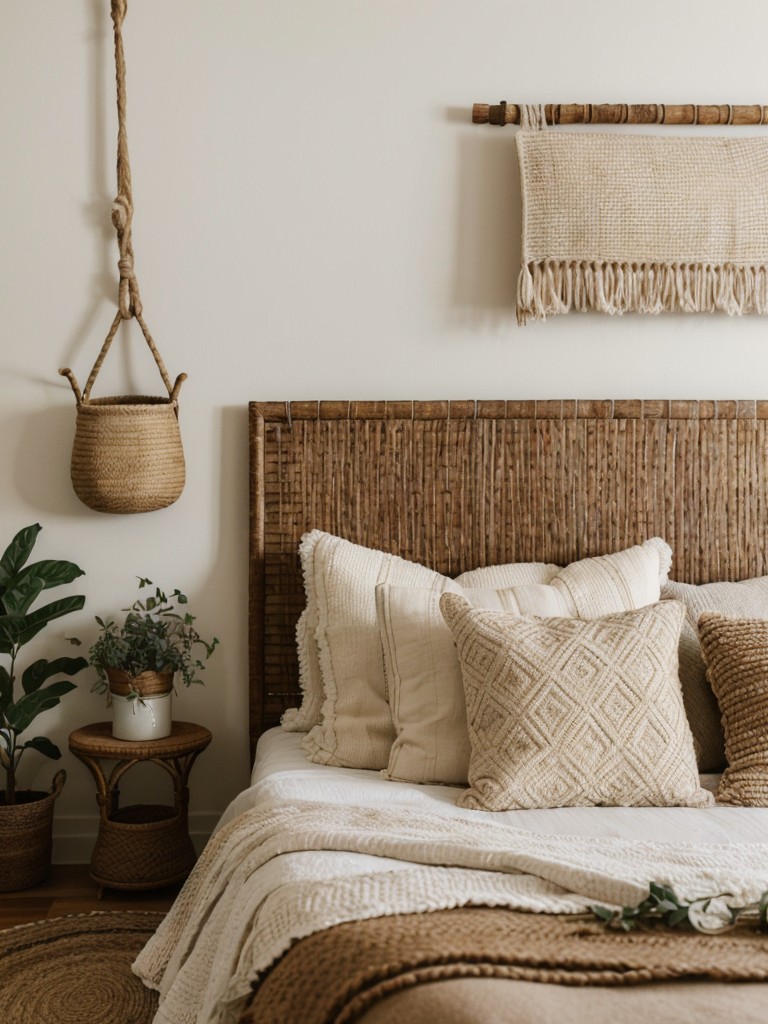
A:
698,612,768,806
661,576,768,771
440,594,711,811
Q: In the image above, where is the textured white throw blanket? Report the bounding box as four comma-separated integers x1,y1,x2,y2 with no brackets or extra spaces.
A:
134,800,768,1024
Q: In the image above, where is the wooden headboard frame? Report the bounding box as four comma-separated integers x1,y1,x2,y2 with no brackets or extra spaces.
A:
249,399,768,754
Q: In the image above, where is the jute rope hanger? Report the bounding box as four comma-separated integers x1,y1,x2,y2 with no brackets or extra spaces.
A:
473,102,768,127
58,0,186,515
60,0,186,408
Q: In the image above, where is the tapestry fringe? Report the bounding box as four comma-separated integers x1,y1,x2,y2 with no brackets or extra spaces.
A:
516,260,768,325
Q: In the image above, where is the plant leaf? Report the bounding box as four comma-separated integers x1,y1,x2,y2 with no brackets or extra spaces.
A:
5,680,77,733
0,524,41,589
15,595,86,645
20,736,62,760
590,904,616,922
21,656,88,694
0,613,27,651
4,560,85,615
1,574,45,616
760,892,768,934
666,906,690,927
0,664,11,712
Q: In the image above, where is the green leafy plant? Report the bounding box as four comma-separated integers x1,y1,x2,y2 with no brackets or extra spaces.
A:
89,578,219,696
591,881,768,934
0,524,87,804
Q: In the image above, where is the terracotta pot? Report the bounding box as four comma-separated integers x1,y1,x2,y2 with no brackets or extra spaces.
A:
0,770,65,891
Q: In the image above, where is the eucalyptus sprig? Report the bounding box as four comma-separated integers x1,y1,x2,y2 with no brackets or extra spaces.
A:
591,881,768,935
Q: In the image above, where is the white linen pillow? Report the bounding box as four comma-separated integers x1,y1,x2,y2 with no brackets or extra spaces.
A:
380,538,673,785
294,531,559,769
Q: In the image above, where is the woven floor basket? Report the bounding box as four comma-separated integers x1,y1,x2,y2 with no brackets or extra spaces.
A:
0,770,65,891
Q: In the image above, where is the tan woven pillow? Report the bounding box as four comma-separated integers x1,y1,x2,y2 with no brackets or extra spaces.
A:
440,595,712,811
380,539,672,785
661,576,768,771
698,613,768,806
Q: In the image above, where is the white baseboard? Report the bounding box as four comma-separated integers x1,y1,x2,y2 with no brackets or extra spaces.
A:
53,811,220,864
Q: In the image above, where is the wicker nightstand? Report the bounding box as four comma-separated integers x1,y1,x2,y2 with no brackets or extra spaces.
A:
69,721,211,896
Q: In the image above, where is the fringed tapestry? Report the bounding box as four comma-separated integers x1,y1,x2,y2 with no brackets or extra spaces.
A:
516,113,768,325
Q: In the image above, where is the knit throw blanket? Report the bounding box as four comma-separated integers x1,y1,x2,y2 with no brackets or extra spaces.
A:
133,801,768,1024
516,131,768,324
242,907,768,1024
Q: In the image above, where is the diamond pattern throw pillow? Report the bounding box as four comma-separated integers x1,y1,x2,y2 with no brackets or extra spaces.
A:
439,594,712,811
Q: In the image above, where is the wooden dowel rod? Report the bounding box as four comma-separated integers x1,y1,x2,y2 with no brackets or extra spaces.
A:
472,103,768,127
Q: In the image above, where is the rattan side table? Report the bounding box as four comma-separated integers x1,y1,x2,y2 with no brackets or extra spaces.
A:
69,721,211,896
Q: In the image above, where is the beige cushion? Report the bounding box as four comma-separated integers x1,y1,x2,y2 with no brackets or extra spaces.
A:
380,539,673,785
661,576,768,771
698,613,768,806
296,532,556,769
440,595,712,811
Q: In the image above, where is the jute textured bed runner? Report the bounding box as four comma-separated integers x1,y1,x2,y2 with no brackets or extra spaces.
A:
242,907,768,1024
516,130,768,324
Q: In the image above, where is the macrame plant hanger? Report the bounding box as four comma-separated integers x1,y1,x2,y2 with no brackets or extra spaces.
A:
59,0,186,514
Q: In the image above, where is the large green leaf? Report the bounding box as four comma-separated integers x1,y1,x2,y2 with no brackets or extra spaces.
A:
0,613,26,652
15,595,86,646
1,574,44,617
20,736,62,761
0,524,41,589
21,656,88,695
5,680,77,733
4,559,86,616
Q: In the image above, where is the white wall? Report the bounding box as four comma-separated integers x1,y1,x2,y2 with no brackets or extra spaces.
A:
2,0,768,860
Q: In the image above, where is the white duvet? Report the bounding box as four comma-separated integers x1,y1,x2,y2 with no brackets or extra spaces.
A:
134,729,768,1024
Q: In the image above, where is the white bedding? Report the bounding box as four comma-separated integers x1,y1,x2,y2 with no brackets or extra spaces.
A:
136,729,768,1024
218,727,768,846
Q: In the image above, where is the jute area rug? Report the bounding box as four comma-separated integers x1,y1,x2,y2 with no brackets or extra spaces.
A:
0,910,163,1024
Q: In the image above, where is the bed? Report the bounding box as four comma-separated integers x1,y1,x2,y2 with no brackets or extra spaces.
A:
135,400,768,1024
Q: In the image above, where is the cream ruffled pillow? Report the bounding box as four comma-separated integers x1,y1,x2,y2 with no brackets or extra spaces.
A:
293,531,559,769
380,539,672,785
440,595,711,811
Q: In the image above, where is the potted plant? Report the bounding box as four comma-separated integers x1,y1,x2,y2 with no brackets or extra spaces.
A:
89,578,218,741
0,523,87,891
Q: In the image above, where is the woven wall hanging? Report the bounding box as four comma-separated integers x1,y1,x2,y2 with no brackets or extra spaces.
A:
474,102,768,325
59,0,186,513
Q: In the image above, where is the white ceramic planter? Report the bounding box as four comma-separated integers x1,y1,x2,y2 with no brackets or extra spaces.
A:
111,691,172,741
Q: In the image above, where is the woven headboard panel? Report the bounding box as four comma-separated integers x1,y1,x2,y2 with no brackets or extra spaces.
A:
249,399,768,750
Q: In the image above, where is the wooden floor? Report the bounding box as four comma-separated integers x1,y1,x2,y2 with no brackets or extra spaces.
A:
0,864,181,930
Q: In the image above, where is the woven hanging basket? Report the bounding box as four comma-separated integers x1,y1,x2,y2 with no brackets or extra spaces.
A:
62,318,186,514
59,0,186,515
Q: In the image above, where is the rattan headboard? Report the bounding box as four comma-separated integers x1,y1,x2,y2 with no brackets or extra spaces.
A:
249,399,768,752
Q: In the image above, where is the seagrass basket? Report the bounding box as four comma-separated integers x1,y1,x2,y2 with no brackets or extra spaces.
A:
60,313,186,515
0,770,65,892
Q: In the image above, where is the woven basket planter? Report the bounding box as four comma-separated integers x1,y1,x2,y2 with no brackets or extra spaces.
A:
107,669,174,741
0,770,65,891
70,396,185,514
60,307,187,516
